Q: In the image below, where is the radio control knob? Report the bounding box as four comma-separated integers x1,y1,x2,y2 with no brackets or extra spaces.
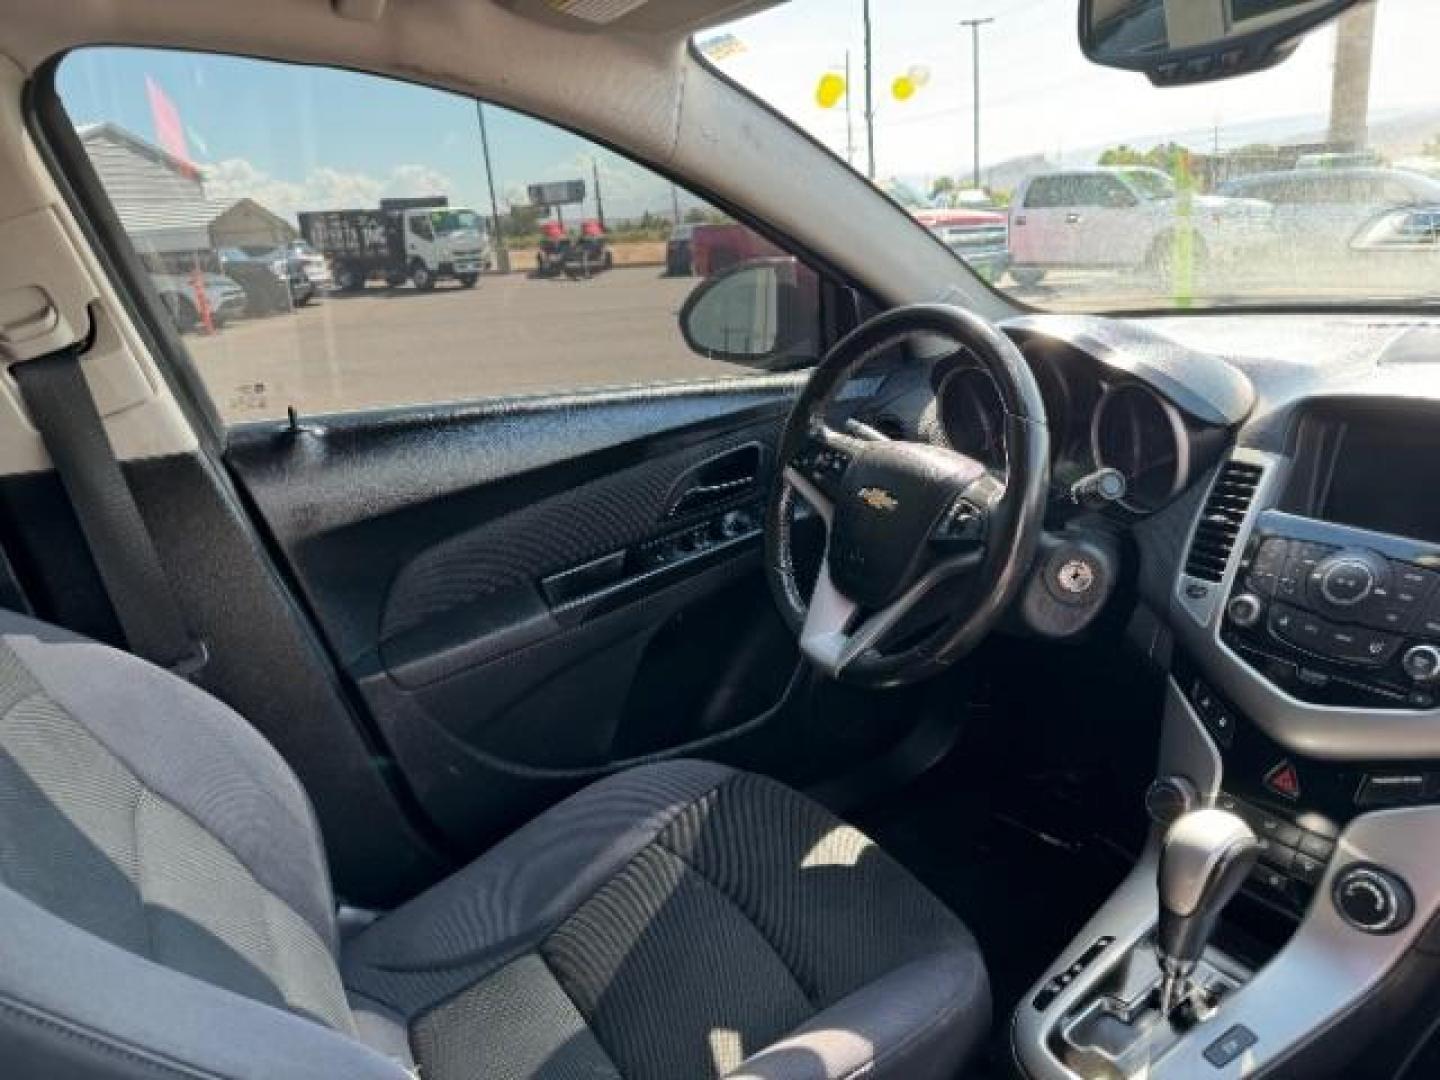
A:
1402,645,1440,685
1313,550,1386,609
1226,593,1264,629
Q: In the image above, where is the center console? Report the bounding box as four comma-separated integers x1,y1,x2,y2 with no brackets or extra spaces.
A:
1014,401,1440,1079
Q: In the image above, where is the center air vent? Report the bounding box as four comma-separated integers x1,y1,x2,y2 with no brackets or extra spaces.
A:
1184,460,1264,582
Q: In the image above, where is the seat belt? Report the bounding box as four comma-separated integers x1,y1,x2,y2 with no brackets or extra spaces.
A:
8,324,207,677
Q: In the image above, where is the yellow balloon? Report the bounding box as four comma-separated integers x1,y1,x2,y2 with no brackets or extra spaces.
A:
816,72,846,109
892,75,916,101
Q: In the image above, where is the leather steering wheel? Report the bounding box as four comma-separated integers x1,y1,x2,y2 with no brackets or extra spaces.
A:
765,303,1050,688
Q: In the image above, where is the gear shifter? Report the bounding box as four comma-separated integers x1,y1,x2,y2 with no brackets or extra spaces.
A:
1156,808,1261,1015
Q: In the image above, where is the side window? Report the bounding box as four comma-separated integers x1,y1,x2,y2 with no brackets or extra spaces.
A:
1024,177,1061,208
54,48,822,423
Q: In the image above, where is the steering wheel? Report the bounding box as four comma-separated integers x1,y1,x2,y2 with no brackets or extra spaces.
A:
765,304,1050,688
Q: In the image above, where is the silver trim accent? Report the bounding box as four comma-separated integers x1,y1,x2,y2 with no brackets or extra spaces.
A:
1090,381,1191,514
1172,448,1440,759
1016,682,1440,1078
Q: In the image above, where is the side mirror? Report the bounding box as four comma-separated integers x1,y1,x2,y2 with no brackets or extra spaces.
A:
1080,0,1365,86
678,258,818,370
1351,207,1440,252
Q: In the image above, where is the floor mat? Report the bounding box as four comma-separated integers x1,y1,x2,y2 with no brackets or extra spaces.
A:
859,763,1134,1076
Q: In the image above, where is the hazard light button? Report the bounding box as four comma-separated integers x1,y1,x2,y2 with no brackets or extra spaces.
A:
1265,760,1301,800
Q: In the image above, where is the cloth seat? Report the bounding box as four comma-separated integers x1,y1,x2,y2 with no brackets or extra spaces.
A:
0,609,989,1079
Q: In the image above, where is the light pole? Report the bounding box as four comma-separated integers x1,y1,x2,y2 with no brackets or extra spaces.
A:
960,17,994,190
863,0,875,179
474,101,509,273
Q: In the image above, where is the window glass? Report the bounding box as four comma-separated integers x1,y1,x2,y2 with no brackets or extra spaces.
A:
55,48,820,423
707,0,1440,313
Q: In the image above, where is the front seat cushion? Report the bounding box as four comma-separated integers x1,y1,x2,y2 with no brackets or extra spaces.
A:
343,760,990,1080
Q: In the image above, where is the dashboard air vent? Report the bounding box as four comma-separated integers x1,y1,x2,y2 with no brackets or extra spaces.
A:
1184,460,1264,583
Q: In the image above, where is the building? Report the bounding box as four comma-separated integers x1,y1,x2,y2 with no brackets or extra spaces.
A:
77,121,213,270
209,197,296,252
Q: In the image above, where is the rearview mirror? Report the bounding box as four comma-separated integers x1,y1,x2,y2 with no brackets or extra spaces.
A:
1080,0,1365,86
678,258,819,370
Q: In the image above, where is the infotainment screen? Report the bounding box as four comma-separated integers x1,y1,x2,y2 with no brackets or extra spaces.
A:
1320,418,1440,544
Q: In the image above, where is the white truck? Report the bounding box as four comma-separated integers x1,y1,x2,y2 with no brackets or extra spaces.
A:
1007,166,1270,285
297,196,492,291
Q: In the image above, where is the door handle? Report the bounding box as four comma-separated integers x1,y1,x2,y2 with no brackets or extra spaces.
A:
1065,213,1082,224
666,442,765,517
1014,215,1027,226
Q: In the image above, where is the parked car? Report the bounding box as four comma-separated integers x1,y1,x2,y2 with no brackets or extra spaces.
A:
282,238,334,291
912,206,1010,282
147,271,248,332
665,222,697,275
1008,165,1270,284
1218,166,1440,259
880,180,1010,279
218,248,314,313
690,221,785,276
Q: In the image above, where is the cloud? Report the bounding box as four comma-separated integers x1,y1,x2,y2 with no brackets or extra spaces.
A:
203,159,456,222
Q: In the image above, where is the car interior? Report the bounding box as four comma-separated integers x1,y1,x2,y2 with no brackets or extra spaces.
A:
2,0,1440,1077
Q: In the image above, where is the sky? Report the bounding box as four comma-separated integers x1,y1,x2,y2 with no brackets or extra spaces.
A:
57,48,709,225
55,0,1440,225
708,0,1440,185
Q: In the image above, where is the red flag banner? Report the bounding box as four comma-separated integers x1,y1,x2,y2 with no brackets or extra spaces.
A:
145,76,196,178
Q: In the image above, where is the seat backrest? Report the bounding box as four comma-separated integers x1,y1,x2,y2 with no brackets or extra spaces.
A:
0,609,406,1079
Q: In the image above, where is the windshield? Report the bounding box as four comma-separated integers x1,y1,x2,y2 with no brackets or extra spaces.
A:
703,0,1440,312
430,209,482,235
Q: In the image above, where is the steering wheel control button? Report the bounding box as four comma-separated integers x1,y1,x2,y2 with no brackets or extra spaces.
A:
1204,1025,1258,1068
1334,865,1413,934
1264,760,1302,801
1402,644,1440,685
1226,593,1264,629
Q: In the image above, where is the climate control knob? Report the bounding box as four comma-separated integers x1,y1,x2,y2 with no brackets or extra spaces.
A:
1333,864,1413,934
1312,550,1387,610
1402,645,1440,685
1225,593,1264,629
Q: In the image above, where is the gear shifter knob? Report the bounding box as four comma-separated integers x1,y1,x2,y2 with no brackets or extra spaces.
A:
1156,808,1260,1013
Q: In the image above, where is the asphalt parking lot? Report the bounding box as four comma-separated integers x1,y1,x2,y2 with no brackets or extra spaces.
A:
184,266,739,422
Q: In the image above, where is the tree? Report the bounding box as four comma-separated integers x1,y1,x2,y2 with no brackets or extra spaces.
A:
930,175,959,201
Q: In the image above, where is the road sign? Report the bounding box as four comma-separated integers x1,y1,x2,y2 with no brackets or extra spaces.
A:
527,180,586,207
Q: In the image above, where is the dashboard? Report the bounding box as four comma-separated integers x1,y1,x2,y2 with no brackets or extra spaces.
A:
853,316,1248,520
846,309,1440,763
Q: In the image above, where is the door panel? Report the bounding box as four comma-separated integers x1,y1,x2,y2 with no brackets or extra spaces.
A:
226,381,811,850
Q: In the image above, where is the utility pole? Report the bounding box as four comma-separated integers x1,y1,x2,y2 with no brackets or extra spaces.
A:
960,17,994,190
845,49,855,167
474,101,509,273
863,0,876,179
1327,2,1377,151
591,157,606,230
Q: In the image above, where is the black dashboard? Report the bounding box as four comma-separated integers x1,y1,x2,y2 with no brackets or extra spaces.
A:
852,315,1251,521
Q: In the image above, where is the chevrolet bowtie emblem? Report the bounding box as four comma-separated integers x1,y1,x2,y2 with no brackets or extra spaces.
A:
857,487,899,512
